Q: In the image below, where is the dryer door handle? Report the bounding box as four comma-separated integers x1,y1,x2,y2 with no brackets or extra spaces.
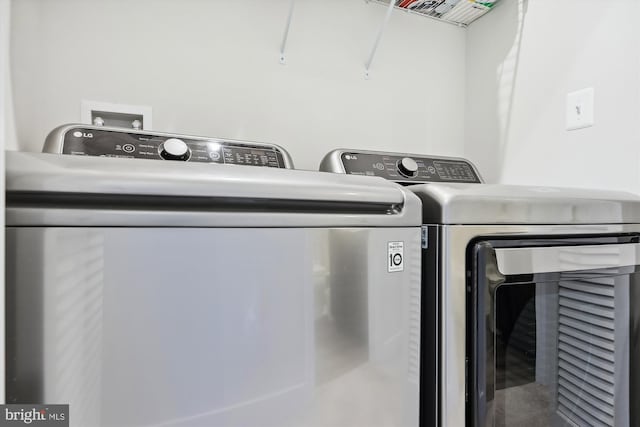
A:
494,242,640,276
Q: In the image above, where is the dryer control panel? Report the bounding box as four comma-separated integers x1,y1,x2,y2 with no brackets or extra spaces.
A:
319,149,482,184
43,124,294,168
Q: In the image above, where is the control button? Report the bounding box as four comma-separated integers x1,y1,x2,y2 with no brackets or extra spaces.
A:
427,166,436,174
159,138,191,161
373,162,385,171
122,143,136,153
209,151,221,161
397,157,419,178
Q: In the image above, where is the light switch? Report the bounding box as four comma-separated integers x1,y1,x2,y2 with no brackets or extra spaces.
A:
566,88,594,130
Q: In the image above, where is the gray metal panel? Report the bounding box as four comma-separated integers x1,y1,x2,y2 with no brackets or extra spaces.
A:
43,123,295,169
6,226,420,427
6,152,422,227
411,183,640,224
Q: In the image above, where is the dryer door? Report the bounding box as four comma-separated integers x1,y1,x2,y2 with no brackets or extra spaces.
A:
468,236,640,427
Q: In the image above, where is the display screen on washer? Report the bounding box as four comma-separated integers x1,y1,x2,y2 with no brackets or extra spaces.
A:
61,128,287,167
340,152,481,183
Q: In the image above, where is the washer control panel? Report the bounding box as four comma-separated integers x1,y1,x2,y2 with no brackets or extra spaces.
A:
320,150,482,183
44,125,293,168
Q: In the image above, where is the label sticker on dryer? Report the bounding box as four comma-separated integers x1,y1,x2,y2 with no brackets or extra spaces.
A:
388,241,404,273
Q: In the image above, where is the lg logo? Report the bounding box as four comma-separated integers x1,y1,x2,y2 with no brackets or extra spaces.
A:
73,131,93,138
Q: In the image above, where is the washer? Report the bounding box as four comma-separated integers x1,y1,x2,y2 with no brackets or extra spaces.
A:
6,126,422,427
321,149,640,427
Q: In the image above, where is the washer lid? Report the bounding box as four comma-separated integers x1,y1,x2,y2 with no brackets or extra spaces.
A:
6,151,421,227
411,183,640,225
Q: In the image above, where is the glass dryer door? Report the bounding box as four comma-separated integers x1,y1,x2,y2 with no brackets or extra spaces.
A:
468,236,640,427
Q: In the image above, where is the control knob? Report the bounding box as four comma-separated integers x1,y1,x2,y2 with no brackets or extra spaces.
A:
160,138,190,161
397,157,419,178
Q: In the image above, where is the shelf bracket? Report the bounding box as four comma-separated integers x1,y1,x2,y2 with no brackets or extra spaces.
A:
279,0,296,64
365,0,395,79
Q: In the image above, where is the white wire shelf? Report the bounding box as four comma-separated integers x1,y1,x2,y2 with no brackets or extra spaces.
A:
370,0,500,27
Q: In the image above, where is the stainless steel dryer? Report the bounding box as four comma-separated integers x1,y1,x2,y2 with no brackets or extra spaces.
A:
5,126,423,427
321,149,640,427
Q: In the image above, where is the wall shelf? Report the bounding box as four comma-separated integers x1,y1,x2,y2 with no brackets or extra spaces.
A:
277,0,500,77
369,0,500,28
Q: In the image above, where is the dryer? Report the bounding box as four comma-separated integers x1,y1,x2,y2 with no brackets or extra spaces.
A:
321,149,640,427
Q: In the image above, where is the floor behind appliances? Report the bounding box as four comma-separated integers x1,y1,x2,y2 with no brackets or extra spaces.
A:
320,149,640,427
5,126,422,427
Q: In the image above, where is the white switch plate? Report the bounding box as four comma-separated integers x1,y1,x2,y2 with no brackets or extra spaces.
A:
566,88,594,130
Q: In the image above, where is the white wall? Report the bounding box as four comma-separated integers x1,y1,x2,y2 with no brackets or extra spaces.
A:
10,0,466,171
465,0,640,193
